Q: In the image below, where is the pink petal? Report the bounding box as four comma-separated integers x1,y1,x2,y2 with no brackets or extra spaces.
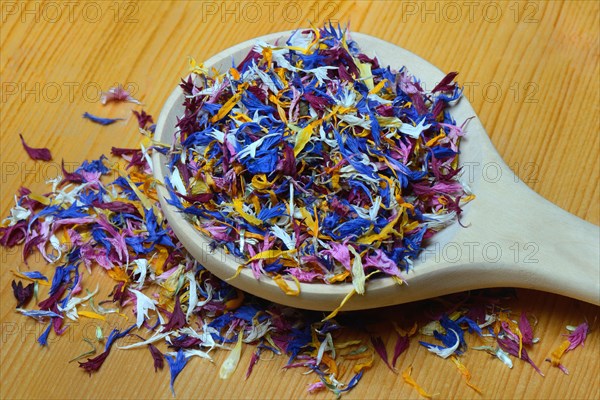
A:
518,312,534,346
567,322,588,351
364,249,403,278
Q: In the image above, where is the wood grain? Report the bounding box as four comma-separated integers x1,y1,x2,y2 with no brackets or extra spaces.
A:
1,1,598,399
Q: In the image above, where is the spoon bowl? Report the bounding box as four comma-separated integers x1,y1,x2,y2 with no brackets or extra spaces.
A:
152,31,600,311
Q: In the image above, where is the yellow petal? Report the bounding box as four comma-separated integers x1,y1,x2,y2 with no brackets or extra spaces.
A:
550,340,571,366
293,120,320,157
229,67,240,81
353,352,374,373
211,92,242,123
357,211,402,244
320,353,338,375
232,198,262,226
299,207,319,237
323,288,356,321
107,267,129,283
188,56,207,75
116,169,152,210
335,340,363,350
356,60,374,90
28,193,51,206
498,313,523,357
402,365,432,399
272,275,300,296
226,264,245,281
77,311,106,321
246,248,296,263
425,131,446,147
450,355,482,394
369,78,388,95
251,174,275,191
328,270,350,283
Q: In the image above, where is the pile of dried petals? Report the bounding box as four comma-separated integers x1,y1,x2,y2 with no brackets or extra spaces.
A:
5,110,593,400
4,114,592,398
164,25,473,296
2,26,592,399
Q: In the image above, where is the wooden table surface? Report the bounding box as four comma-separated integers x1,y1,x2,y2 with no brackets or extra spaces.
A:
1,1,598,399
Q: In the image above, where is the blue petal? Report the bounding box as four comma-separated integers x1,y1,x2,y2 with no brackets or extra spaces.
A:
37,323,52,346
83,112,124,126
21,271,48,281
165,348,188,396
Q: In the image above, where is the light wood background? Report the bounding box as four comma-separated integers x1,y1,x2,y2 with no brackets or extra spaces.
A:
1,1,598,399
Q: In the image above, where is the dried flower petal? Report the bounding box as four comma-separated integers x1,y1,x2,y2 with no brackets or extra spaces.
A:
82,112,124,126
219,332,244,380
497,336,543,376
148,344,164,372
165,348,188,395
100,85,141,105
11,280,34,308
133,110,153,128
518,312,534,346
19,134,52,161
566,322,588,351
402,365,432,399
371,336,394,371
162,296,186,332
392,334,409,368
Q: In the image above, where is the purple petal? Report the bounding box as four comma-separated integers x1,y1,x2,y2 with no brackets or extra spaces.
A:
432,72,459,93
79,349,111,375
518,312,534,346
133,110,154,129
19,134,52,161
371,336,393,371
245,348,260,379
392,334,409,368
567,322,589,351
11,280,34,308
162,296,186,332
0,220,27,247
497,336,543,376
61,159,85,184
148,344,164,372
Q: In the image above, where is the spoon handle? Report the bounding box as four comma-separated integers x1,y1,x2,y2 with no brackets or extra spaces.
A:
461,154,600,305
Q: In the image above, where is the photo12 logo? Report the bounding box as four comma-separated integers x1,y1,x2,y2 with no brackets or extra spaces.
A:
1,81,139,104
399,1,541,24
200,1,339,24
1,1,139,24
420,241,540,264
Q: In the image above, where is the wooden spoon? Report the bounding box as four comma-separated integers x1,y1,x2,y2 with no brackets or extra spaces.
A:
152,31,600,311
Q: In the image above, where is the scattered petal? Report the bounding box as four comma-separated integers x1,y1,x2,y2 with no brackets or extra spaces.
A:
83,112,124,126
19,134,52,161
402,365,432,399
165,348,188,396
148,344,164,372
101,85,141,105
11,280,34,308
219,331,244,380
